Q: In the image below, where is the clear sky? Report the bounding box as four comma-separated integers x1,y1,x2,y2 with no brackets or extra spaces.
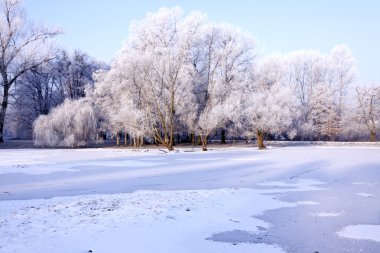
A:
24,0,380,83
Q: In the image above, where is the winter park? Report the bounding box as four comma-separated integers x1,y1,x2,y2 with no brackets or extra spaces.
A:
1,1,380,253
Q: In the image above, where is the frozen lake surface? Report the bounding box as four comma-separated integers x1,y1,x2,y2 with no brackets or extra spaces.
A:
1,146,380,252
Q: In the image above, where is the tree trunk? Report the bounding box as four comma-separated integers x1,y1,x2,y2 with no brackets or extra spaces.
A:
166,142,174,151
221,129,226,144
153,130,173,151
116,131,120,146
0,107,7,143
168,133,173,150
191,132,195,146
134,136,144,147
163,142,174,151
0,113,4,143
0,82,10,143
201,135,208,151
256,130,266,149
124,131,128,147
0,120,4,143
370,130,376,142
163,133,174,151
197,135,201,145
167,87,175,151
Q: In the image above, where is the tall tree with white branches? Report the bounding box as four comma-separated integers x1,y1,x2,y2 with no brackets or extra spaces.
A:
112,7,204,150
244,56,298,149
189,24,256,151
0,0,60,142
355,86,380,142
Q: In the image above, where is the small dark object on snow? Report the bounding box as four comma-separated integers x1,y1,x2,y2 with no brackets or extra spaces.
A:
186,208,191,212
88,250,93,253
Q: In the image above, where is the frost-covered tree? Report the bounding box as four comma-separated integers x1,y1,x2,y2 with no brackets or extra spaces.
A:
87,69,117,142
329,45,356,118
285,51,329,139
246,85,298,149
244,57,298,149
55,50,105,100
117,94,151,147
9,49,105,139
30,6,366,148
90,8,257,151
286,51,327,107
308,85,340,140
189,24,256,151
0,0,60,142
91,61,152,147
33,98,96,147
284,46,357,140
354,86,380,142
101,7,204,151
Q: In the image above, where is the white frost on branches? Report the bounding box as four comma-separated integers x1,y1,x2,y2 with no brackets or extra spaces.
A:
243,56,298,146
33,98,96,147
30,6,377,149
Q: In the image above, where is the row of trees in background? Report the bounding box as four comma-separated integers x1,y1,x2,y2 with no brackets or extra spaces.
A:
1,2,379,149
0,0,105,140
9,50,105,138
0,0,60,142
33,7,380,150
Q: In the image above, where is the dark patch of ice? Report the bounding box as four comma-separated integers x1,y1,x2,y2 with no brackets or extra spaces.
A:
207,230,257,244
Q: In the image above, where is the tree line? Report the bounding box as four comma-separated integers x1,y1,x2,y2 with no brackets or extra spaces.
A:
0,0,105,141
1,2,379,149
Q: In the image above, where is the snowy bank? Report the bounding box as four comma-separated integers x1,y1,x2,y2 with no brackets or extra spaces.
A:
0,180,322,253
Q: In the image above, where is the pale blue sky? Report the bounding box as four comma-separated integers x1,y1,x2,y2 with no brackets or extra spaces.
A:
24,0,380,83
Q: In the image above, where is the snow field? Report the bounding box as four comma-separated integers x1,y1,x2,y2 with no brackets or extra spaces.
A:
0,179,323,253
1,146,380,252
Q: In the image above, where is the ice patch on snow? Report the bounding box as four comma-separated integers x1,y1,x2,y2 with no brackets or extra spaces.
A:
231,157,258,161
84,160,165,167
0,165,80,175
258,179,324,188
296,201,320,205
176,158,225,161
258,179,325,194
337,225,380,242
310,211,343,217
357,192,374,197
353,182,377,187
207,229,260,243
0,159,164,175
139,157,167,161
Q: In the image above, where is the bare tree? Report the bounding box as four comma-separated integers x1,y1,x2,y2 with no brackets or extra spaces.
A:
12,63,64,138
55,50,105,100
0,0,60,142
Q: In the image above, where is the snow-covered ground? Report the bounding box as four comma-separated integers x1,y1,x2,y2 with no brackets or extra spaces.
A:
1,146,380,252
